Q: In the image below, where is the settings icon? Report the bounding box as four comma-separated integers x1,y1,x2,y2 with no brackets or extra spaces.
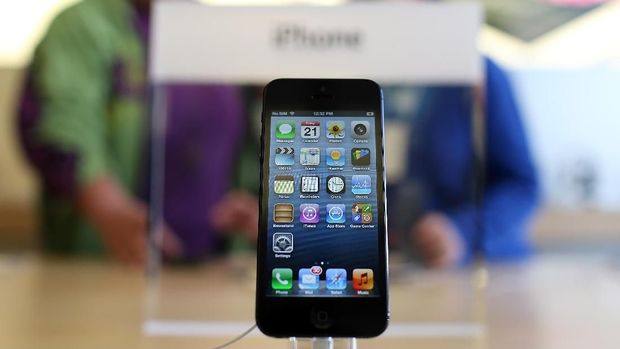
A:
273,233,293,253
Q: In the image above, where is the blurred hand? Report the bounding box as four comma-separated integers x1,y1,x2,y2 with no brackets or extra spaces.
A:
209,191,259,241
76,176,183,266
411,213,464,269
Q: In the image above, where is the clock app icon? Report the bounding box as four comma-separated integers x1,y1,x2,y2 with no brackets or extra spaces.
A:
327,175,346,195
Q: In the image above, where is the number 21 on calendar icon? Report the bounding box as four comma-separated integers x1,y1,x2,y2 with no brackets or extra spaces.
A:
301,121,320,139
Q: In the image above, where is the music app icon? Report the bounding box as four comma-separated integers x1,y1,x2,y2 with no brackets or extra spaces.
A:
352,269,374,291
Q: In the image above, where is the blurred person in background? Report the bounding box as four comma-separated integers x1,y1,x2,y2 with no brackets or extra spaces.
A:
386,58,540,268
18,0,259,265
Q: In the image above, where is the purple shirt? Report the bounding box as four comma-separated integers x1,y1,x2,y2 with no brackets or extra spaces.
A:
163,85,245,258
136,7,246,258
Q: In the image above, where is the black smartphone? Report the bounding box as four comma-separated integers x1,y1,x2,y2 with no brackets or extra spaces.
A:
256,79,389,338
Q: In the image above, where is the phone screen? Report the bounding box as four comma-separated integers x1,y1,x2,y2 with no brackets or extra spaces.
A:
264,110,383,298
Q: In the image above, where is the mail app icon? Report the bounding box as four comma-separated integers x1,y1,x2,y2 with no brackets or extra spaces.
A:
298,268,319,289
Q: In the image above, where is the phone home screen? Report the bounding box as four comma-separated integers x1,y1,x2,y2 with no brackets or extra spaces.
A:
265,111,381,298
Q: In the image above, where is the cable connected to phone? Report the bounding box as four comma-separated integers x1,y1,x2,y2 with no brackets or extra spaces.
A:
209,323,257,349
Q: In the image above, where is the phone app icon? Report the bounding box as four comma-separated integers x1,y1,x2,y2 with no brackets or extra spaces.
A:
326,204,346,224
273,203,294,223
301,121,320,139
353,269,374,291
326,148,345,167
298,268,320,289
299,204,320,224
301,176,319,194
326,269,347,290
351,175,372,195
351,121,370,139
276,121,295,139
273,233,294,253
274,175,294,194
351,148,371,166
326,175,346,195
326,121,345,139
352,203,372,224
272,268,293,290
300,148,320,166
274,147,295,166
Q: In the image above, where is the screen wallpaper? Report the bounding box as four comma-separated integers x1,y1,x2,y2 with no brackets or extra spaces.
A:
264,111,382,297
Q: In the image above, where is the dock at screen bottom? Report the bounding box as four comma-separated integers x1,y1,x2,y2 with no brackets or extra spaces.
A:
269,267,376,297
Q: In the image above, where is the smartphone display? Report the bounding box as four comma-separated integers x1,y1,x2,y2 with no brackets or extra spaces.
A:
256,79,388,338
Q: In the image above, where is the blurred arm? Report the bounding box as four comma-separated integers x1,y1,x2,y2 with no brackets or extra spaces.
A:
19,7,110,194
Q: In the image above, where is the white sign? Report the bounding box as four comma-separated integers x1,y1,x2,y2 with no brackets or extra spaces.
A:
150,1,483,84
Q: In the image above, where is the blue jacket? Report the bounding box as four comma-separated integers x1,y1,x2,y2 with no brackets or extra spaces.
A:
389,59,539,262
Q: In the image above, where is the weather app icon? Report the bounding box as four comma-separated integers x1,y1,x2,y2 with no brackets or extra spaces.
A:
326,148,345,167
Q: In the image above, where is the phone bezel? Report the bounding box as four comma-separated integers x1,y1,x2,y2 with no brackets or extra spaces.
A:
256,79,389,338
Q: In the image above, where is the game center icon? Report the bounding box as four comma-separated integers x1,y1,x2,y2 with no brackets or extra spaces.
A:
352,203,372,224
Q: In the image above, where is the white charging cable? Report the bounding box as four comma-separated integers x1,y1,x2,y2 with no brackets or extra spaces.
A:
210,323,257,349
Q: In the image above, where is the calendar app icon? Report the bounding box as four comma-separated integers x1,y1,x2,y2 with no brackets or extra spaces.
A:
301,121,320,139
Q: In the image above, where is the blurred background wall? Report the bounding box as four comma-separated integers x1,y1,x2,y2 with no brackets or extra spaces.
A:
1,0,619,250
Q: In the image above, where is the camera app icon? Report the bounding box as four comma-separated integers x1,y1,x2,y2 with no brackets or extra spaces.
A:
351,121,370,139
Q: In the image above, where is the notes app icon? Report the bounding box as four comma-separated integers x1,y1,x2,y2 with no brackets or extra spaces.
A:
353,269,374,291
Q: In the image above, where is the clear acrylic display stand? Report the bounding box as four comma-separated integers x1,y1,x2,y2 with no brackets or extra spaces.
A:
289,337,357,349
145,3,484,348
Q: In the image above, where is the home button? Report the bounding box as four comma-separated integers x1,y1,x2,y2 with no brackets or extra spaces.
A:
310,308,333,329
